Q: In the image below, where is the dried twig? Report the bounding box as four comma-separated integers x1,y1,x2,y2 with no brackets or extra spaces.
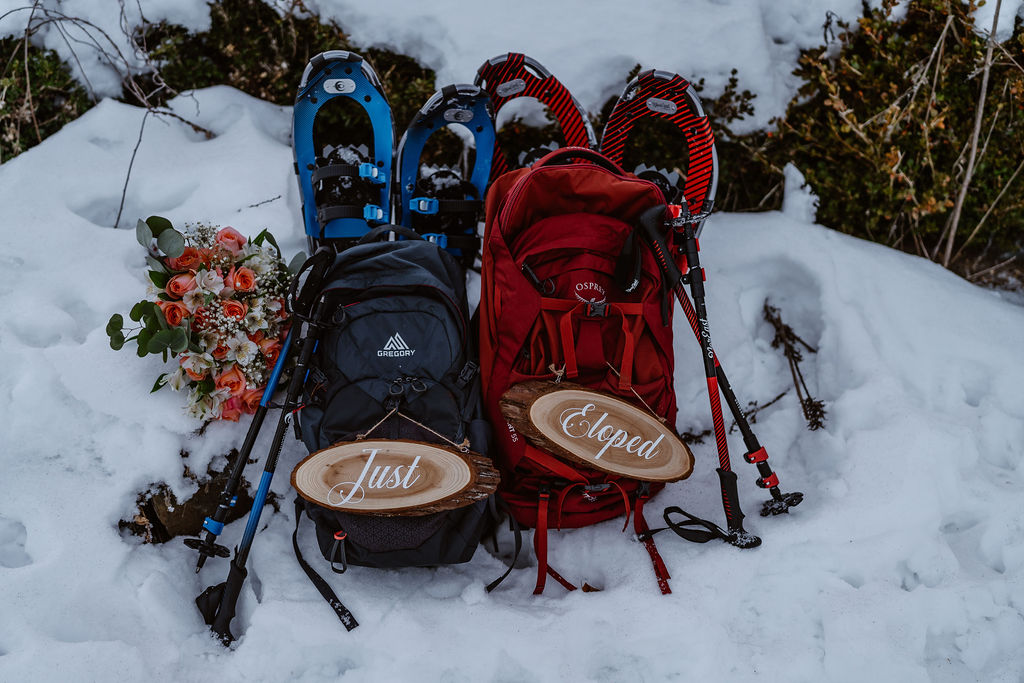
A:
763,300,826,430
941,0,1002,267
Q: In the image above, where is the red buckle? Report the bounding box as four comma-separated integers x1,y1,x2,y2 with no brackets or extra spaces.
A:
757,473,780,489
668,204,682,219
744,447,769,464
333,530,347,541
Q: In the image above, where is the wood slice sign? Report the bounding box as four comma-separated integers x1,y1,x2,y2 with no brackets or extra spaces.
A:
291,439,499,516
500,381,694,482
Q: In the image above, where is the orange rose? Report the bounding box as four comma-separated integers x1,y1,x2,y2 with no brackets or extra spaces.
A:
159,301,190,327
229,266,257,292
210,343,229,360
241,386,263,413
220,396,244,422
215,226,247,255
191,307,210,331
258,338,282,366
166,247,201,272
248,330,265,345
221,299,248,321
214,364,247,397
166,273,196,299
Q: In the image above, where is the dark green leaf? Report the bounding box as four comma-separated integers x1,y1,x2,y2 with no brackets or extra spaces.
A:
170,327,189,353
151,373,169,393
136,219,153,247
197,377,215,395
157,229,186,259
253,228,281,257
129,301,149,322
146,215,174,236
148,329,177,354
106,314,124,336
136,328,153,355
149,270,169,289
109,335,125,351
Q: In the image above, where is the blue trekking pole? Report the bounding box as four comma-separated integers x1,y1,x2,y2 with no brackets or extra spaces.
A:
184,328,295,572
195,249,348,645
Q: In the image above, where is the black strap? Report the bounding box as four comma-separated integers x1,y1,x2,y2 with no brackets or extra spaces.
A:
640,505,732,544
433,198,481,214
430,234,480,250
356,224,425,245
292,498,359,631
312,163,362,184
485,496,523,593
317,205,366,226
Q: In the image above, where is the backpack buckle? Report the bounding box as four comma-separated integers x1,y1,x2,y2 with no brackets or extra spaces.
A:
585,301,608,317
457,360,479,387
409,197,439,215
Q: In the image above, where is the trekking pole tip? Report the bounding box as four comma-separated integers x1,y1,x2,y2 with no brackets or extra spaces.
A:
760,490,804,516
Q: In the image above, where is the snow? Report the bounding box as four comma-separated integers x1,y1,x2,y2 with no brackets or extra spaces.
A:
1,2,1023,682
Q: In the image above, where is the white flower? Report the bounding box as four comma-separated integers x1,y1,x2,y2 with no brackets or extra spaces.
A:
181,352,215,377
186,391,222,421
199,331,221,353
167,368,189,391
227,333,259,366
244,309,268,332
182,288,206,313
195,269,225,295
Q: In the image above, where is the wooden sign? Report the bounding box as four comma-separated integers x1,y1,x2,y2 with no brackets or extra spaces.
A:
291,439,498,516
500,381,693,482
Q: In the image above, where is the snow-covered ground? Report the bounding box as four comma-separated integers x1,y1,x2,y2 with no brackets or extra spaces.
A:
1,2,1024,682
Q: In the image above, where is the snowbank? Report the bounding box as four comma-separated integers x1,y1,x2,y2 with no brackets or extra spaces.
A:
0,88,1022,681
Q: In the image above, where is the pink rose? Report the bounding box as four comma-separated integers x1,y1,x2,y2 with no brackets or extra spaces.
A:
214,365,247,397
220,397,244,422
166,273,196,299
241,387,263,414
215,227,247,256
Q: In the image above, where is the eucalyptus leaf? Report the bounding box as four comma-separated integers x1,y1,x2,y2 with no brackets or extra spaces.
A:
157,229,186,259
129,301,148,322
146,256,166,273
287,251,307,275
137,328,153,354
106,314,124,336
149,270,169,289
146,215,174,236
170,327,189,353
109,335,125,351
148,329,176,354
136,219,153,247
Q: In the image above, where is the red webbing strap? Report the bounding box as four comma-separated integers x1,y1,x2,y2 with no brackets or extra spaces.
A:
533,489,550,595
549,300,644,389
520,446,588,484
558,304,581,380
613,304,643,390
634,491,672,594
534,488,578,595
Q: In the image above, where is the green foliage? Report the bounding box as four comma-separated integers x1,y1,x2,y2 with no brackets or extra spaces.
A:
0,37,93,162
736,0,1024,274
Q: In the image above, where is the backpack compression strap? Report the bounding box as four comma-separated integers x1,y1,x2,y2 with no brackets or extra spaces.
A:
292,498,359,632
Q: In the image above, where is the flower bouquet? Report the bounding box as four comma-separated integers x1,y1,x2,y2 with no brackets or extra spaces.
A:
107,216,297,421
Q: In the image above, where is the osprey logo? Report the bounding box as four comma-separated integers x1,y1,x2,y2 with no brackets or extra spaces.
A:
379,332,415,357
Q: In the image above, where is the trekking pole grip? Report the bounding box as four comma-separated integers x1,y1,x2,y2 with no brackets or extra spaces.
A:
637,204,683,286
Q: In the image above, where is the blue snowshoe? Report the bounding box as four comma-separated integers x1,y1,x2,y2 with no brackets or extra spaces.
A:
293,50,394,252
395,84,494,267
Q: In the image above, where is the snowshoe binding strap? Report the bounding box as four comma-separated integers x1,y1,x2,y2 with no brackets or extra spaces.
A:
396,84,494,266
293,51,394,251
600,69,718,235
475,52,597,181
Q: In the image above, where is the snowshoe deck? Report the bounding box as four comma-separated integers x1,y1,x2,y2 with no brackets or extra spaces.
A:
599,69,719,233
395,84,495,266
293,50,394,251
474,53,596,182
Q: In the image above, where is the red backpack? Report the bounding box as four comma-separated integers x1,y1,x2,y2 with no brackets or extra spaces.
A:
479,147,684,594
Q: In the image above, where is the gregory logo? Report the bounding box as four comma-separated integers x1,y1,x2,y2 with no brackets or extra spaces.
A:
379,332,415,357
